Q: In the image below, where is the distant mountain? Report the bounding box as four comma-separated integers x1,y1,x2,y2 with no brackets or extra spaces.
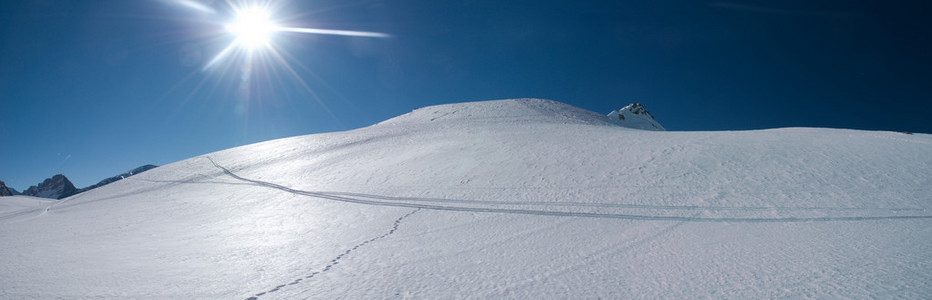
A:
78,164,158,194
17,164,158,200
21,174,78,200
0,180,18,196
607,103,666,131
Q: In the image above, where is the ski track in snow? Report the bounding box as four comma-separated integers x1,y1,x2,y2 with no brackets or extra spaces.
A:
204,157,930,223
0,207,44,221
247,208,421,299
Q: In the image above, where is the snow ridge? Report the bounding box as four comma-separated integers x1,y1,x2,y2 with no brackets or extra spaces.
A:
379,98,668,132
377,98,618,127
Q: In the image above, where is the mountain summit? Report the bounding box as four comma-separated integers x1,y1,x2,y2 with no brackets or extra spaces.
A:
0,180,17,196
607,103,666,131
21,174,78,200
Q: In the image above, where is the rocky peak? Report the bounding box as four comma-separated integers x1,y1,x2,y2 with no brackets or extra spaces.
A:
22,174,78,200
607,103,666,131
623,103,654,118
0,180,16,196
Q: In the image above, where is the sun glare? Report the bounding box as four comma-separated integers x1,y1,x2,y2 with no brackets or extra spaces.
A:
164,0,394,127
226,7,278,49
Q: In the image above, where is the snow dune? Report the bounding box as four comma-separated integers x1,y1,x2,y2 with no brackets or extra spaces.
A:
1,98,930,298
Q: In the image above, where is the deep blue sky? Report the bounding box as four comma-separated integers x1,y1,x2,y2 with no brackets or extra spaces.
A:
1,0,930,190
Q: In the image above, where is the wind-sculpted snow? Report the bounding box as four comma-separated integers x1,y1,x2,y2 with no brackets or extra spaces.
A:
1,99,930,298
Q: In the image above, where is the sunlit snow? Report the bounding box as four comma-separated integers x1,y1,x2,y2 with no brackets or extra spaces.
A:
1,99,930,298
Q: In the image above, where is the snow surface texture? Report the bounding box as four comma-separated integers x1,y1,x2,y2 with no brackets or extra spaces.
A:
0,195,53,220
1,98,930,298
607,102,666,131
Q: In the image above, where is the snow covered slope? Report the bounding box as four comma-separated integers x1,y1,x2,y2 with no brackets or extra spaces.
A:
0,195,53,219
1,98,930,298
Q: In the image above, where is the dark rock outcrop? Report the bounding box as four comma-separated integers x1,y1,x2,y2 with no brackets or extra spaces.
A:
22,174,78,200
607,103,666,131
0,180,17,196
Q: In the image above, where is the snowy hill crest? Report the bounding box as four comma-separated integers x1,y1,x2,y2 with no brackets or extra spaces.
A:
378,98,666,132
377,98,618,127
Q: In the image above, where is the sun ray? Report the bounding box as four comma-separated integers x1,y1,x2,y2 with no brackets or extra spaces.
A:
278,27,390,38
198,2,390,70
272,46,354,105
160,0,386,131
169,0,217,14
265,46,346,128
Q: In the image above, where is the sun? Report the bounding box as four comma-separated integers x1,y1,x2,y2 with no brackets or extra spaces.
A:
165,0,393,126
199,2,390,69
226,7,279,49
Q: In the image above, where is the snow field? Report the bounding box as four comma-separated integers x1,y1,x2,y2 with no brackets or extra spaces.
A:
1,99,930,298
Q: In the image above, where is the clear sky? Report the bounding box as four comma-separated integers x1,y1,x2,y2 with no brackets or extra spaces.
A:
1,0,930,190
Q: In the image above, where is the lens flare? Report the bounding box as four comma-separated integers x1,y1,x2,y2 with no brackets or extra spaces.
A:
226,7,278,49
164,0,391,127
